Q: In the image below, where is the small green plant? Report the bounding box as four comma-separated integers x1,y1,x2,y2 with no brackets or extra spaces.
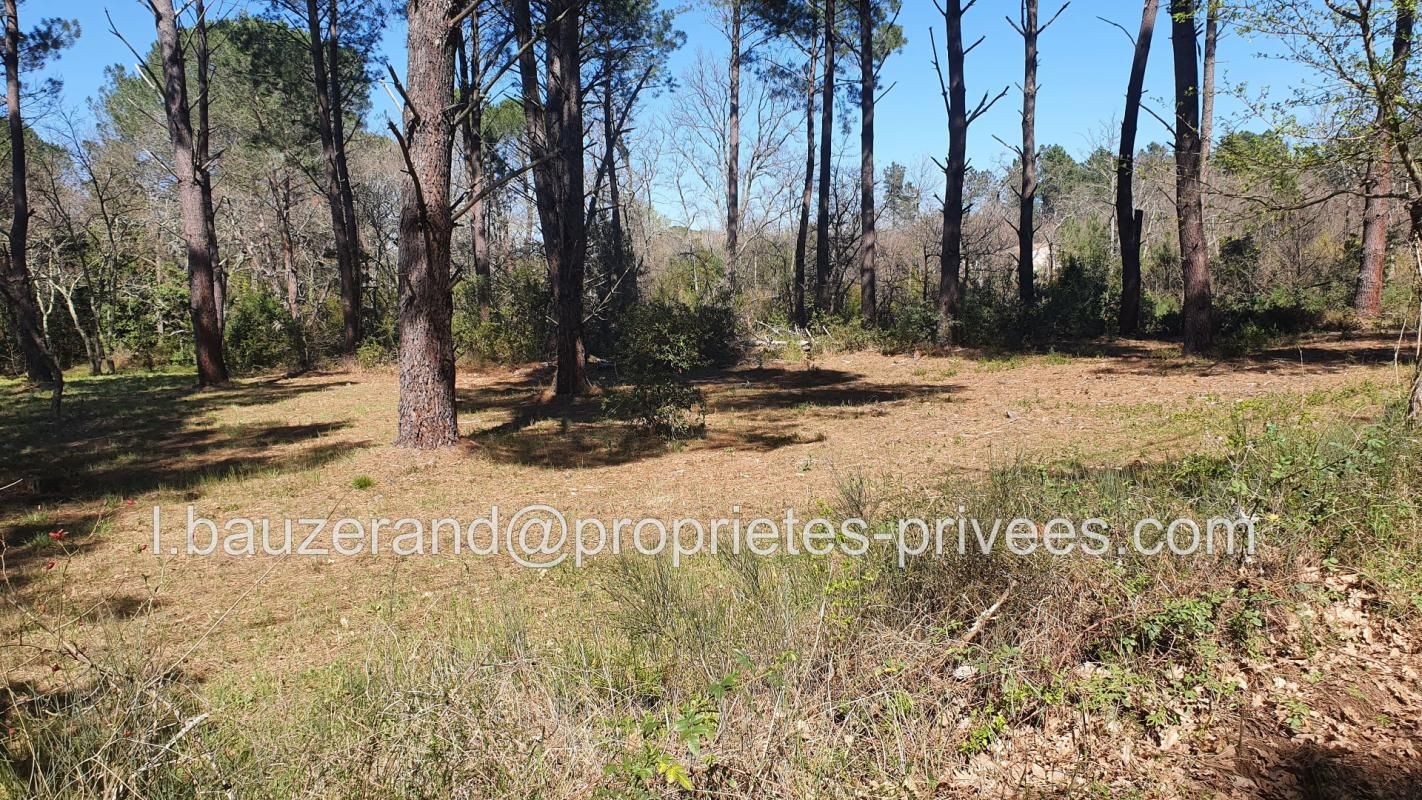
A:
1116,595,1219,658
1282,697,1311,733
958,709,1007,754
351,475,375,490
598,674,733,797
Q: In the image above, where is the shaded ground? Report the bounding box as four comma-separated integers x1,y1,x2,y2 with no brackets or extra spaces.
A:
1,333,1417,797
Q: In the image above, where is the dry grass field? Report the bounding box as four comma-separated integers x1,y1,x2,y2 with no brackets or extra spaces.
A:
3,334,1420,798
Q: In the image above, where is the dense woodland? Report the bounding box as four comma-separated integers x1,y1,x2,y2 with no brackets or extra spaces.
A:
3,0,1422,444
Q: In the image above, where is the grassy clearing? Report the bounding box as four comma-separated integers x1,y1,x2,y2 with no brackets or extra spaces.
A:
4,385,1420,797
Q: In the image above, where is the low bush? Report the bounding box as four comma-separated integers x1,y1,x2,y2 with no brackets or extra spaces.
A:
613,300,741,376
601,380,706,440
883,299,939,351
224,291,300,374
601,300,737,439
112,280,192,370
354,339,390,369
453,264,552,364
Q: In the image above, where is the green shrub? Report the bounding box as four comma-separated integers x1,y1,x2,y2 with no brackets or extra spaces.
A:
1144,292,1182,337
602,300,735,439
454,264,551,363
225,291,299,374
615,300,740,379
1215,320,1277,357
113,280,191,369
602,381,706,439
687,303,741,368
1036,256,1110,339
814,317,883,354
355,340,390,369
956,288,1019,347
884,300,939,351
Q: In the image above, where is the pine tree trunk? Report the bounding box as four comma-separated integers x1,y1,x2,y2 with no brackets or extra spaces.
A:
329,0,363,347
306,0,361,355
549,0,587,396
813,0,835,315
726,1,741,289
1357,146,1392,320
1199,0,1217,256
1356,10,1413,321
394,0,458,448
1117,0,1158,335
194,0,225,336
457,18,491,321
1,0,60,394
1017,0,1040,309
1171,0,1212,354
514,0,588,396
603,72,630,312
1200,1,1217,169
859,0,877,325
152,0,228,386
792,28,817,329
938,0,968,338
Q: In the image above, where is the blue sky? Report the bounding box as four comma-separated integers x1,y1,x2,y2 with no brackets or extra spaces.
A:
41,1,1306,173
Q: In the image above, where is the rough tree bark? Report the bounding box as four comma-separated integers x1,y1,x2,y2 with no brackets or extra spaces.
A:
1,0,60,396
1368,4,1422,420
726,0,741,289
602,71,630,312
393,0,458,448
1356,142,1393,319
1171,0,1212,354
514,0,589,396
1199,0,1217,257
813,0,836,315
305,0,362,354
1017,1,1040,308
329,0,362,340
1116,0,1158,335
1356,5,1413,320
150,0,228,386
858,0,877,325
792,23,818,328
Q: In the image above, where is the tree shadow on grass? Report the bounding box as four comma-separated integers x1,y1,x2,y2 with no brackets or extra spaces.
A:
456,364,953,468
1083,333,1409,379
0,372,365,579
705,366,962,414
